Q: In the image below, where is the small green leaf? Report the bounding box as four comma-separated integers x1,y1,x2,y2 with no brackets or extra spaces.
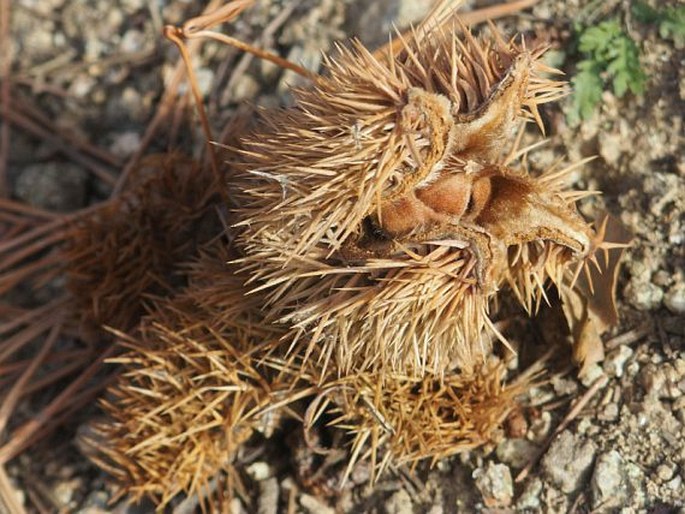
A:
570,61,604,122
569,18,646,121
659,7,685,45
632,2,661,24
633,2,685,45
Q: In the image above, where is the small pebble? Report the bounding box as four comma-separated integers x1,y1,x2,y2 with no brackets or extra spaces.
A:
598,131,623,167
656,462,676,482
624,279,663,311
496,439,538,469
579,363,605,388
300,494,335,514
246,461,271,481
604,345,634,378
109,131,141,158
229,74,261,103
472,461,513,507
53,478,81,507
665,474,683,491
229,498,247,514
383,488,413,514
14,162,88,212
542,431,596,494
591,450,627,509
598,402,620,422
257,477,279,514
516,477,542,510
527,411,552,444
664,284,685,315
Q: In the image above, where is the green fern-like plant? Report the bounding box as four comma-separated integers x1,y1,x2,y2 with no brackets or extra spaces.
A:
633,3,685,46
569,20,646,123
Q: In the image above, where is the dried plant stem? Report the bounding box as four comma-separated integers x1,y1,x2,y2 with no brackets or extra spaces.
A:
0,321,61,435
113,0,225,196
0,311,62,365
0,230,65,273
0,202,102,257
0,198,59,220
164,26,222,185
374,0,541,59
0,296,67,338
460,0,540,25
0,0,10,197
0,345,117,465
604,322,650,351
6,377,117,466
0,106,117,186
13,97,122,169
220,0,297,107
189,30,315,80
0,349,90,396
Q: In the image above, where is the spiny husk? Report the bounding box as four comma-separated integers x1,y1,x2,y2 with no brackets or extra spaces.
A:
88,248,287,508
86,8,613,508
302,360,525,485
233,19,588,377
234,24,564,262
65,153,221,333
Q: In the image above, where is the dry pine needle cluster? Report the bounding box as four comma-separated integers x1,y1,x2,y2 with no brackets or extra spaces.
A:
0,0,628,510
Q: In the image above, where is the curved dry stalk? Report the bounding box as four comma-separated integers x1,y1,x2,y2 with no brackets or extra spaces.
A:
0,343,117,465
112,0,226,195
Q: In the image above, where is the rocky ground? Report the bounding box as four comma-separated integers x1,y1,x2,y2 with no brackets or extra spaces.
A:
4,0,685,512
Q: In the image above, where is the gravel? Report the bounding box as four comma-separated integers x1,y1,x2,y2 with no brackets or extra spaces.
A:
590,450,628,509
472,461,514,507
257,477,279,514
14,162,88,212
541,431,597,494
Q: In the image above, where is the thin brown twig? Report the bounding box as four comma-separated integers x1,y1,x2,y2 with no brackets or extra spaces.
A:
604,322,650,351
0,0,11,197
25,484,51,514
164,26,222,186
0,348,86,382
0,344,117,465
0,198,59,219
0,106,117,185
221,1,297,105
0,296,68,337
0,252,64,294
0,229,67,274
13,97,123,168
0,202,102,256
460,0,540,25
0,321,61,435
3,374,118,465
373,0,541,59
0,312,62,366
112,0,225,196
